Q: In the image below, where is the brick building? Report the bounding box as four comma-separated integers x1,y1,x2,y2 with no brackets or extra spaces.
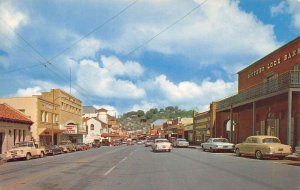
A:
215,36,300,147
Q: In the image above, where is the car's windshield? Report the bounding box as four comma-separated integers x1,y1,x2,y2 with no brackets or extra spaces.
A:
213,138,228,143
262,138,281,143
177,139,186,141
155,139,169,143
14,142,30,148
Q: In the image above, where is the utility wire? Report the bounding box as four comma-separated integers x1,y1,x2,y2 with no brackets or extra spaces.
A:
48,0,139,62
127,0,208,56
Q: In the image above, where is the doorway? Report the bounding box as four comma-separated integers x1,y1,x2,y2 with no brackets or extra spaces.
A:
0,133,3,154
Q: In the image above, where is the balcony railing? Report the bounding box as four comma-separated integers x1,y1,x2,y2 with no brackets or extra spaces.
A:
217,71,300,111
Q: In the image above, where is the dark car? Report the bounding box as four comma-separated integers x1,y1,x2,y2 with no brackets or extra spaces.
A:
92,142,101,148
45,145,64,156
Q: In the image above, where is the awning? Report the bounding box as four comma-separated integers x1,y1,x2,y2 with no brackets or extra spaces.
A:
38,127,65,135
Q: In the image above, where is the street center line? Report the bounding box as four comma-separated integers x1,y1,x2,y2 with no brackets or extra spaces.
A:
104,156,128,177
119,156,127,164
104,165,117,176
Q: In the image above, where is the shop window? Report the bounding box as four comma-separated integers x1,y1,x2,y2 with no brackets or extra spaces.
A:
90,124,94,131
55,115,59,123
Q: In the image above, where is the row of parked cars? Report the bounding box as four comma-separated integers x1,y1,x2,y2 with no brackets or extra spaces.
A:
144,135,298,160
4,141,101,161
201,135,295,160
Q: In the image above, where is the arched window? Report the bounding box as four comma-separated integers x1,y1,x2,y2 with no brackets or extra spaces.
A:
90,124,94,131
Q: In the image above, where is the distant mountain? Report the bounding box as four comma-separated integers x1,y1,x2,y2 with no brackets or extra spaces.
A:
118,106,193,130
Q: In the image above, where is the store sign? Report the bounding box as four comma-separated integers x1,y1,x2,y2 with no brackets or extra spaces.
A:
247,47,300,79
63,125,77,134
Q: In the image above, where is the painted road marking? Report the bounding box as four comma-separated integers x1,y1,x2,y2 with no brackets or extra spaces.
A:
104,156,128,177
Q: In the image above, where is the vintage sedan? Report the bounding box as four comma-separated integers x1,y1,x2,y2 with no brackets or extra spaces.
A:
235,136,292,160
173,138,189,148
152,139,172,152
201,138,234,152
145,140,154,147
45,145,64,156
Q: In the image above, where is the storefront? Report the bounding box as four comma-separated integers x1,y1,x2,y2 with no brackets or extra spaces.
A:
61,124,83,143
194,111,211,145
184,124,194,142
216,36,300,146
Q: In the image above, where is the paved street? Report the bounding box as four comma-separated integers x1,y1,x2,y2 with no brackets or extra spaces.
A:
0,145,300,190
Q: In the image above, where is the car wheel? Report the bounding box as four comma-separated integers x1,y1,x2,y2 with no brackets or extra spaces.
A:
202,146,206,151
210,147,215,152
235,148,241,157
26,153,31,160
40,151,45,158
255,150,263,160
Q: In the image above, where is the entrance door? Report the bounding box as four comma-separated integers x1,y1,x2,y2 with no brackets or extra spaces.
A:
266,112,279,137
0,133,3,154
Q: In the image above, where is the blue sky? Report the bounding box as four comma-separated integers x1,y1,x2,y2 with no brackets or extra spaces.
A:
0,0,299,115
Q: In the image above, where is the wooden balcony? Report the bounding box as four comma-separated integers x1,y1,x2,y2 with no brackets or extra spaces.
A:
217,71,300,111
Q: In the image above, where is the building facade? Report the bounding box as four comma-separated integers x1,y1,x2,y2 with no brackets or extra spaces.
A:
0,104,32,154
216,36,300,147
0,89,83,145
193,103,217,144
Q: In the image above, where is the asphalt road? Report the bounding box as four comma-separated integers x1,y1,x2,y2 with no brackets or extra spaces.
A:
0,145,299,190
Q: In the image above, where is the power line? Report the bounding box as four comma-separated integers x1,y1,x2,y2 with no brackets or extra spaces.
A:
48,0,139,63
127,0,208,56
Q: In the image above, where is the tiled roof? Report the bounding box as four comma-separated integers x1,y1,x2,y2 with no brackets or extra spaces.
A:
0,103,33,125
82,106,97,114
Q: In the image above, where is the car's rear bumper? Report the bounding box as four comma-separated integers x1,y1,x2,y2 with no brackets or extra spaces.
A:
264,153,291,157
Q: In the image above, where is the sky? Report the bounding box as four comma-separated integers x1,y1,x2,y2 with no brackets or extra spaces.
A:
0,0,299,115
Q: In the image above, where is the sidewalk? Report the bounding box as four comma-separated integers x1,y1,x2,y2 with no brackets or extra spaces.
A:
187,146,300,161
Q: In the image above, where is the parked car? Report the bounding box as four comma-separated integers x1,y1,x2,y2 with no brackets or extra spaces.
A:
201,138,234,152
235,136,292,160
92,142,101,148
173,138,189,148
152,139,172,152
59,141,76,153
45,145,64,156
145,140,154,147
5,141,46,161
75,143,89,151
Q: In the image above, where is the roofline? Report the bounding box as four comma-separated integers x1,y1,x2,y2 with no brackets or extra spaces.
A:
238,36,300,74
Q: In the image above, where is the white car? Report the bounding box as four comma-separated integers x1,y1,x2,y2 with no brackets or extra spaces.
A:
152,139,172,152
173,138,189,147
201,138,234,152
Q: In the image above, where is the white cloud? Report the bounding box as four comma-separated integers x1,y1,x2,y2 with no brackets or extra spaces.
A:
287,0,300,29
152,74,237,109
270,1,288,16
101,55,144,77
0,1,27,49
93,105,119,116
106,0,278,72
76,58,145,99
271,0,300,30
130,100,158,112
72,37,102,59
15,86,42,96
